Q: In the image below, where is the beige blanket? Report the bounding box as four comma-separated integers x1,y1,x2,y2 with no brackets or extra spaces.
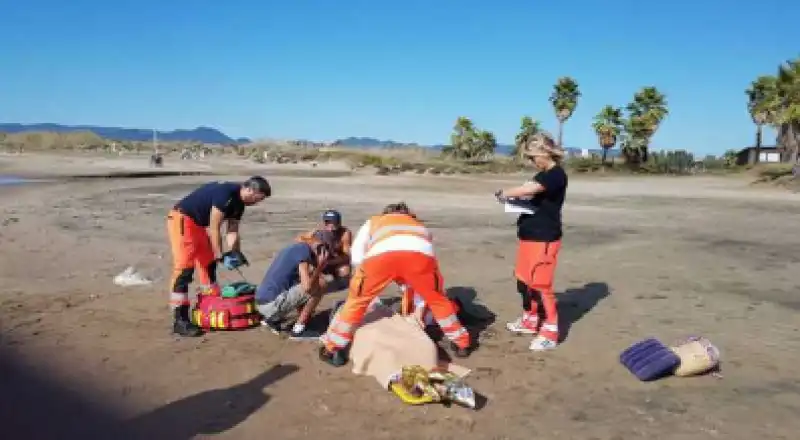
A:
345,304,471,388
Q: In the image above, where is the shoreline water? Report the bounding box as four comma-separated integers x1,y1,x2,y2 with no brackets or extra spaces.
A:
0,175,34,186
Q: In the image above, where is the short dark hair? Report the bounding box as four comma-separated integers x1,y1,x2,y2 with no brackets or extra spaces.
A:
382,202,411,215
243,176,271,197
312,230,336,252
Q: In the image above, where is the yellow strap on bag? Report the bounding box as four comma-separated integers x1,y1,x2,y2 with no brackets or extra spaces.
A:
389,382,437,405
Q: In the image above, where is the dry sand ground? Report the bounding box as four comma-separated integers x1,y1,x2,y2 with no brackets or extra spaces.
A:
1,153,799,440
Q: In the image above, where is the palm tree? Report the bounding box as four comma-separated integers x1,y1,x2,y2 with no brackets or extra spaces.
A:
475,130,498,159
623,86,669,163
592,105,623,165
746,76,777,164
747,57,800,164
549,77,581,147
772,58,800,163
444,116,476,158
512,116,541,158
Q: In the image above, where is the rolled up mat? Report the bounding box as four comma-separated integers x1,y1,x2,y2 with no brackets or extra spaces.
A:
670,337,720,377
619,338,681,381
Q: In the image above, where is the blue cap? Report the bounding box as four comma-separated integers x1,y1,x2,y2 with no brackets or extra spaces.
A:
322,210,341,224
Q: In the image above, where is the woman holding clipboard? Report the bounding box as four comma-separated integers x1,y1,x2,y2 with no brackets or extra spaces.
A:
495,132,568,351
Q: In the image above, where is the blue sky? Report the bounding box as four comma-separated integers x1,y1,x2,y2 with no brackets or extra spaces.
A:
1,0,798,155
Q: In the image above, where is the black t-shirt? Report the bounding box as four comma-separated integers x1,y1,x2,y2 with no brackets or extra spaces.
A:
516,165,568,242
174,181,245,227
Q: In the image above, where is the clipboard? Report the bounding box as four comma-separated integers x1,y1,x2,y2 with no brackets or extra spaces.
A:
504,198,536,215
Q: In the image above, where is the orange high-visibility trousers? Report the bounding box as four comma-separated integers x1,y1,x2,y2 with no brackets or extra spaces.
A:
323,251,470,351
166,209,219,307
515,240,561,339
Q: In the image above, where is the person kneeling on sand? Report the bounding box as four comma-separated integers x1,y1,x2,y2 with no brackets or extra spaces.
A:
319,202,474,367
296,209,353,291
256,230,335,339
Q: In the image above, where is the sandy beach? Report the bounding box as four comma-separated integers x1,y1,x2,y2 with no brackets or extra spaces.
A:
1,152,799,439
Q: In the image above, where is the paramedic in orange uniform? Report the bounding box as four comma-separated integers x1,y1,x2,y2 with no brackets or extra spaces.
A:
318,202,473,366
496,132,567,351
166,176,271,337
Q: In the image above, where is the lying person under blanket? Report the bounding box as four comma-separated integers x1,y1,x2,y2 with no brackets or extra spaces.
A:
327,295,476,408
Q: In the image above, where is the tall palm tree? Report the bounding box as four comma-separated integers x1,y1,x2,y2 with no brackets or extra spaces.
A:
549,77,581,147
746,76,777,164
512,116,541,158
773,58,800,163
592,105,623,165
624,86,669,163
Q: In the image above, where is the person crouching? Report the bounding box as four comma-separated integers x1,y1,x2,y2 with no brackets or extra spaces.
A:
255,231,335,339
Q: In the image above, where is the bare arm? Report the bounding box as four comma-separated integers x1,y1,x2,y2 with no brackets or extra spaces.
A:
340,229,353,256
226,219,241,252
209,207,226,258
298,261,325,296
501,181,545,198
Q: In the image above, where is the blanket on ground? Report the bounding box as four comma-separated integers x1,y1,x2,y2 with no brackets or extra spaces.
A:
345,304,470,388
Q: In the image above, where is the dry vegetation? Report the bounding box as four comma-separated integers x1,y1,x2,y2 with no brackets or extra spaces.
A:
0,131,527,175
2,130,798,186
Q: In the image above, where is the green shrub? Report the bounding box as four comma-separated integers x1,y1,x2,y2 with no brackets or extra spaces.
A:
756,163,794,180
567,157,601,173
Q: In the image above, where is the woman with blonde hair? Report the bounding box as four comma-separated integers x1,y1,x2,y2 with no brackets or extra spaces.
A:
495,132,568,351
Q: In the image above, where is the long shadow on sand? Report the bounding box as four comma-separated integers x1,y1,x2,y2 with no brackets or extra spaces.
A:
120,364,299,439
1,344,299,439
0,346,124,438
556,282,611,343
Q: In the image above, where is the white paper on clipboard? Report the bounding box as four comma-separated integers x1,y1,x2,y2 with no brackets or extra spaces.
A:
503,198,536,215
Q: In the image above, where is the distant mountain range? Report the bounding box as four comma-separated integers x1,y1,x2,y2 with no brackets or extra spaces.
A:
0,123,249,145
0,123,618,157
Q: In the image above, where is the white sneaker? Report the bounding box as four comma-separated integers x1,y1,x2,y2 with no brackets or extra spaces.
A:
529,335,558,351
505,315,539,335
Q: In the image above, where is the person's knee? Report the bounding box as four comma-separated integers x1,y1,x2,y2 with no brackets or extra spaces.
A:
172,268,194,292
256,303,280,322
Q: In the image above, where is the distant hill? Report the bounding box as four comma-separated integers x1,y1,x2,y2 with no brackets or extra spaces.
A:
331,137,420,149
1,123,622,157
0,123,247,145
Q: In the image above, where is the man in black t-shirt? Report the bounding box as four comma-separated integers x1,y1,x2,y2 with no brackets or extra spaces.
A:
167,176,271,337
496,132,568,352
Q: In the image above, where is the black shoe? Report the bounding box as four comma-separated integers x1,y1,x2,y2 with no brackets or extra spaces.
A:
450,341,474,359
173,305,203,337
261,319,283,335
288,328,322,341
318,346,348,367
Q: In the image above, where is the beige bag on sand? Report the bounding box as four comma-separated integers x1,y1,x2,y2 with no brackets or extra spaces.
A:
670,337,721,377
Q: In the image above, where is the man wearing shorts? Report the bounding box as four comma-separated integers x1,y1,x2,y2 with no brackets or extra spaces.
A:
256,231,335,339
